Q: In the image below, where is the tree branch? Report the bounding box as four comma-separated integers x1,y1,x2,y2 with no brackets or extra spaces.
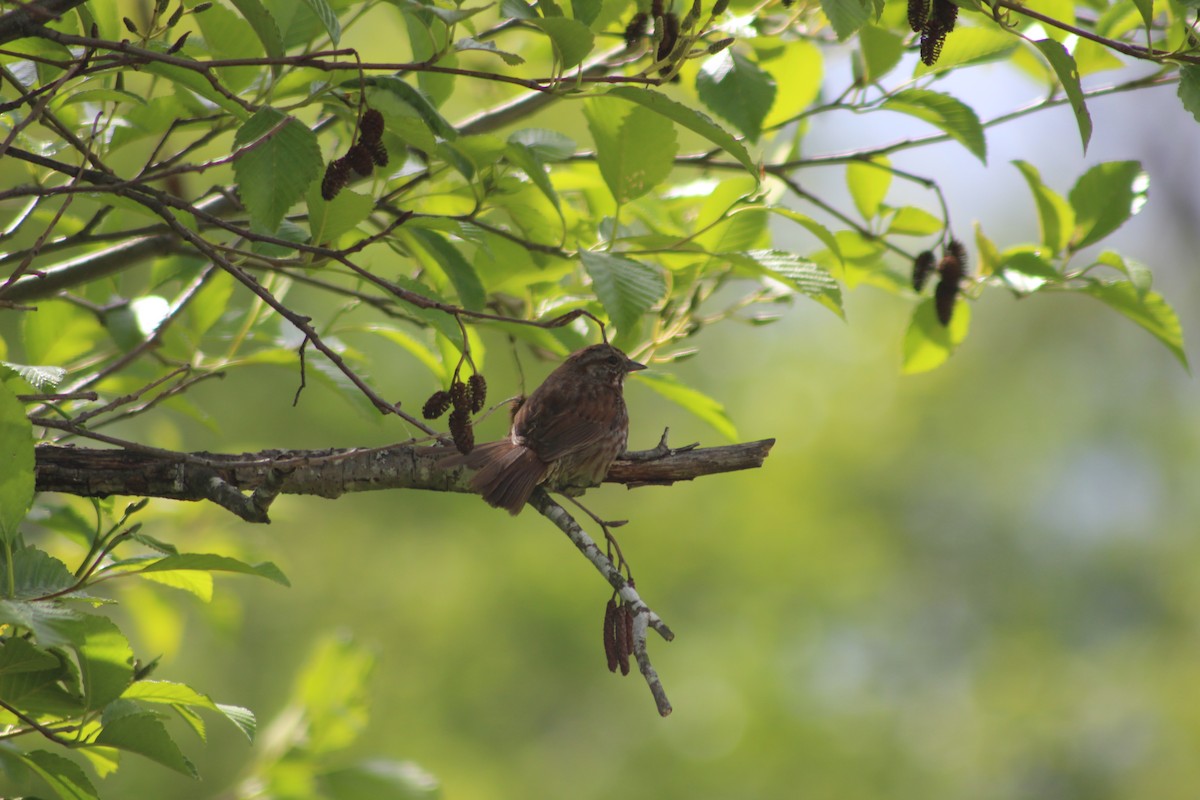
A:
32,439,775,520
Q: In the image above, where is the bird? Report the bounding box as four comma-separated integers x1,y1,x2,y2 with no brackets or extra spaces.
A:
442,343,646,514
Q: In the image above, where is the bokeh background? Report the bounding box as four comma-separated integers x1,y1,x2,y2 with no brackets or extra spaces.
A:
16,6,1200,799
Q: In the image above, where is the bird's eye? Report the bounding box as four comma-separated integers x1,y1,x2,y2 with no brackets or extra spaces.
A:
607,355,621,365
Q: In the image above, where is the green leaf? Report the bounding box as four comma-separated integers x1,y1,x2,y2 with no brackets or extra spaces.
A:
0,636,60,674
195,3,264,92
308,187,375,244
731,249,844,317
856,24,903,83
0,381,33,544
765,208,842,263
1031,39,1092,153
233,108,322,233
579,251,666,337
320,759,441,800
454,36,525,65
95,711,198,776
299,0,340,44
846,157,891,220
122,553,291,586
1078,281,1187,369
20,750,99,800
1097,250,1152,296
901,298,971,374
1130,0,1154,31
1013,160,1075,254
506,142,562,215
0,362,65,388
1178,66,1200,123
606,86,756,175
501,0,538,19
4,545,75,599
508,128,576,161
140,62,251,119
123,679,257,741
761,39,823,130
887,205,942,236
634,372,737,441
407,229,487,311
1067,161,1148,250
397,0,491,24
696,50,777,141
530,17,594,69
362,76,458,140
820,0,872,40
60,614,134,709
997,250,1059,288
913,26,1017,76
0,599,86,648
585,100,678,204
881,89,986,163
229,0,286,62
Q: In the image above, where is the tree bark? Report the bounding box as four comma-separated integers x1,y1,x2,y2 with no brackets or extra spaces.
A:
33,438,775,520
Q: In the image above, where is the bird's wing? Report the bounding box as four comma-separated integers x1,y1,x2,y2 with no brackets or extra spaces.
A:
514,381,617,462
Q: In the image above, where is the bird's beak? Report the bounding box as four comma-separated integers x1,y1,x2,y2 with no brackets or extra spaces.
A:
627,358,647,372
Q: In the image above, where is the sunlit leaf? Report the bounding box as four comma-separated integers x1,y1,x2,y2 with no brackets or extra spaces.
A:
820,0,872,40
881,89,986,163
846,157,891,220
606,86,756,174
1067,161,1148,250
696,50,777,141
579,251,666,337
95,711,198,776
1078,280,1187,369
902,298,971,374
585,99,678,203
233,108,322,233
530,17,594,69
1013,160,1075,254
1031,39,1092,153
19,750,99,800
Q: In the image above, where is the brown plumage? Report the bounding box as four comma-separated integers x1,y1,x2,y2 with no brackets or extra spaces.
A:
442,343,645,515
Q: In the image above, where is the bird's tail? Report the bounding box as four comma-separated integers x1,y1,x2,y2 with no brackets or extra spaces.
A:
441,440,549,515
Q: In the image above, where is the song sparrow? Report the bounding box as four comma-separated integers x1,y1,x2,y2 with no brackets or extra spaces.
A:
443,343,646,514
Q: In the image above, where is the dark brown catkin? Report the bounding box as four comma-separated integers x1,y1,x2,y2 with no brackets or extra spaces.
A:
367,140,389,168
422,390,452,420
912,250,936,292
449,407,474,454
450,379,470,411
603,599,619,673
467,374,487,414
934,254,963,326
907,0,930,32
919,24,947,67
613,604,631,675
345,142,374,177
932,0,958,32
320,158,351,201
360,108,385,144
945,238,968,273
